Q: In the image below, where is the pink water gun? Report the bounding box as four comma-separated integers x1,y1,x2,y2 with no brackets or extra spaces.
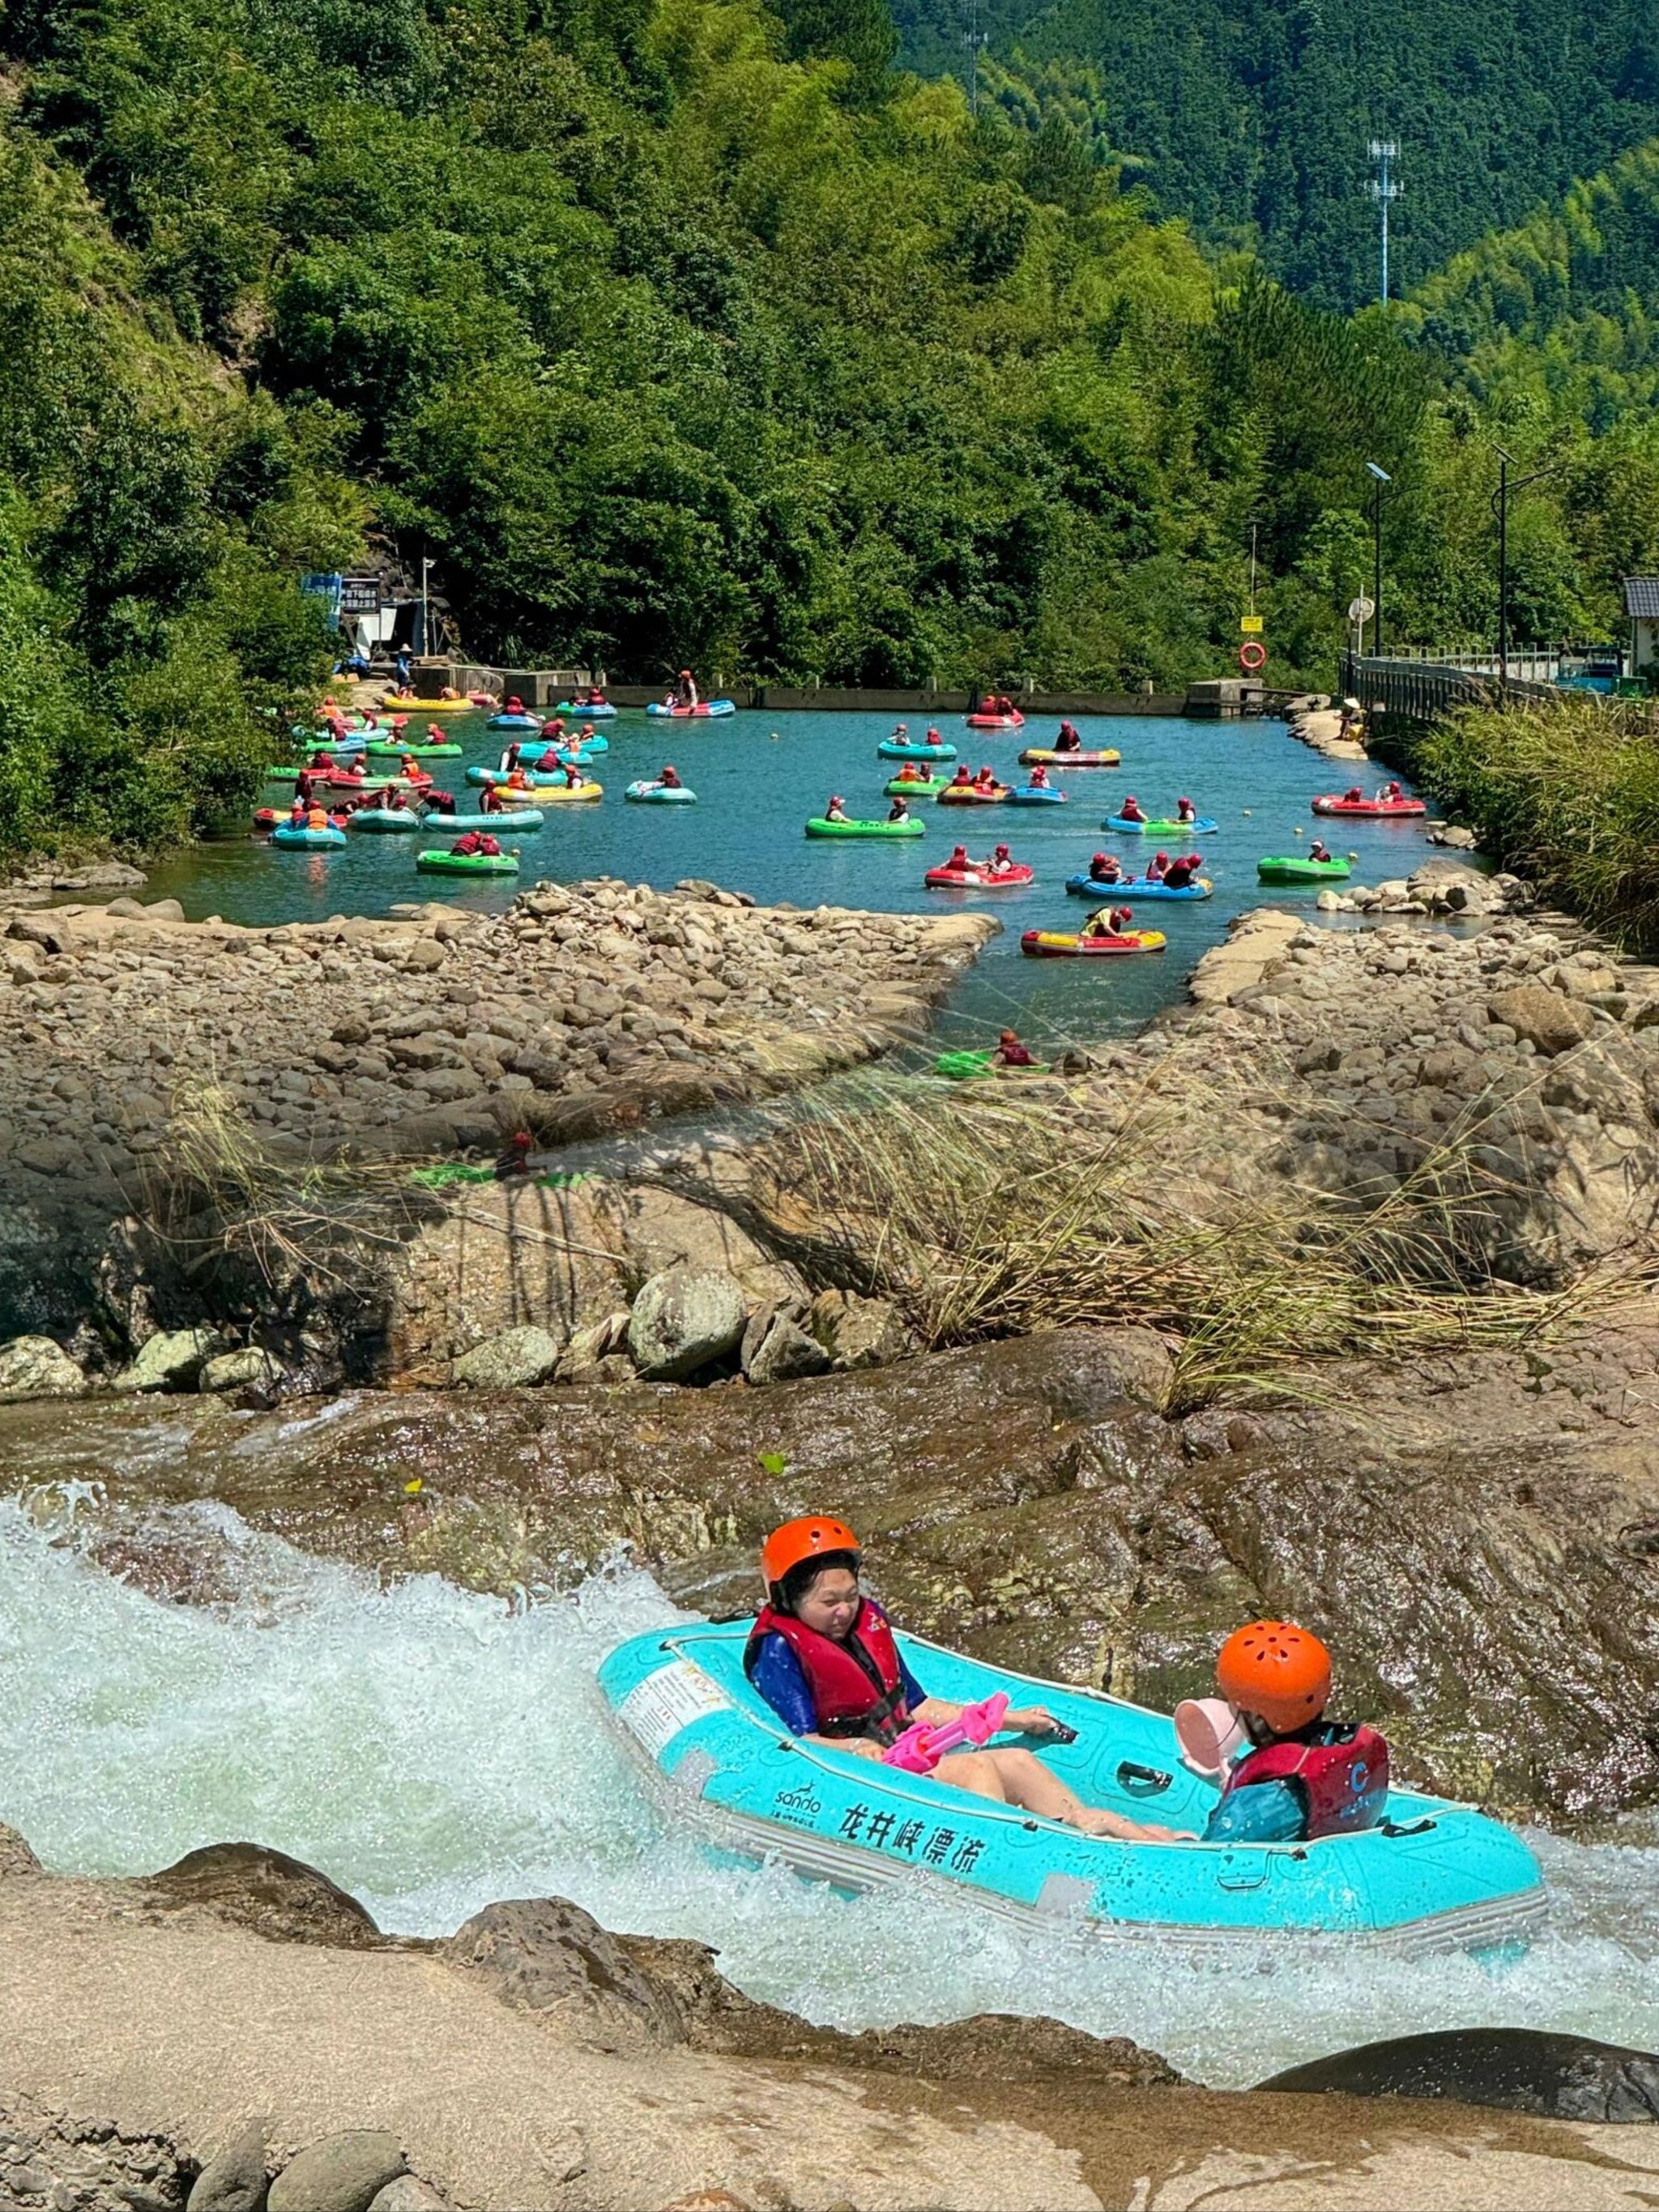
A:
883,1691,1011,1774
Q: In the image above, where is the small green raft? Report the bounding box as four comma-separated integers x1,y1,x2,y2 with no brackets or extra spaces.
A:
365,739,463,760
416,847,521,876
936,1048,1048,1080
805,816,925,839
1256,855,1352,884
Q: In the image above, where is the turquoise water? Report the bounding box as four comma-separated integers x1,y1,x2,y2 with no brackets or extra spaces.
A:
147,709,1437,1051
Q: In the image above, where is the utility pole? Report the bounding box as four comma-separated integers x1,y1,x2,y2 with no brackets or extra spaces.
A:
1368,140,1401,306
962,0,987,116
1366,462,1392,657
1495,448,1510,688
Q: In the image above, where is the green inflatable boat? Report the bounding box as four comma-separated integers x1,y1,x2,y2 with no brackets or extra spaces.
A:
1256,856,1352,884
416,847,522,876
805,816,925,838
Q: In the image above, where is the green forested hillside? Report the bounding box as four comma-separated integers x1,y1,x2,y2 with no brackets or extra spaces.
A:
1401,139,1659,429
2,0,1657,861
893,0,1659,312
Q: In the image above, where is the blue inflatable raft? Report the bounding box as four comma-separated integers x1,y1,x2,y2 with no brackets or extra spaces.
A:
1005,785,1068,805
598,1622,1546,1958
1066,872,1213,901
1102,815,1219,836
625,781,697,803
513,735,609,761
488,711,543,730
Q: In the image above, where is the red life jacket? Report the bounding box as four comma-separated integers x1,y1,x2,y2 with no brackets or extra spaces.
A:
1223,1724,1390,1839
744,1599,911,1743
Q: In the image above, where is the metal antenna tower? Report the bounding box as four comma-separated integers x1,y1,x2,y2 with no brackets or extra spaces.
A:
962,0,987,116
1368,140,1401,305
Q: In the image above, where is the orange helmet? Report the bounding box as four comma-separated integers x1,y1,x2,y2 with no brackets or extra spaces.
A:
761,1515,859,1595
1217,1620,1331,1734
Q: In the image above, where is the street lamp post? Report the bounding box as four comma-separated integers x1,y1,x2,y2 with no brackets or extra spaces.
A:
1366,462,1391,658
1491,447,1558,693
420,556,433,657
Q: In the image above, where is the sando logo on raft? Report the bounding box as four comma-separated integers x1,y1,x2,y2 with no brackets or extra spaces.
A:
772,1780,825,1822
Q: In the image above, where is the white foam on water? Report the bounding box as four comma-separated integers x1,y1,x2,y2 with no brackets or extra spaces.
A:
5,1491,1659,2088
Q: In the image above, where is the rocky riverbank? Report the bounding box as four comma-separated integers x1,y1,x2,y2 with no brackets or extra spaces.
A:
0,880,992,1341
6,1822,1659,2212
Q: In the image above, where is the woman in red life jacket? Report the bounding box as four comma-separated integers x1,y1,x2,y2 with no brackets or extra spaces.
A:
1162,854,1199,890
1119,793,1146,823
949,764,975,788
452,830,484,856
1201,1621,1390,1843
972,764,997,790
1028,765,1051,788
479,782,505,815
992,1029,1034,1067
823,793,850,823
991,842,1013,872
1145,850,1169,881
1175,795,1197,825
1344,786,1364,804
947,843,973,872
1086,850,1121,884
744,1519,1186,1838
1308,838,1334,864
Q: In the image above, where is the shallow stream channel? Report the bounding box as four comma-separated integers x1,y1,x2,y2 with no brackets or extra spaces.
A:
5,1478,1659,2090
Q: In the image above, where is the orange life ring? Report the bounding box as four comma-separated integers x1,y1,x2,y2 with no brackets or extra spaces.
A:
1239,640,1268,673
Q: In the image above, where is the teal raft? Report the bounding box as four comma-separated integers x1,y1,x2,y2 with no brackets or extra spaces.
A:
598,1622,1546,1958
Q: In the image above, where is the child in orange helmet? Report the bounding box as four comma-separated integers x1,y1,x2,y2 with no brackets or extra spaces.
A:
743,1519,1187,1840
1196,1620,1390,1843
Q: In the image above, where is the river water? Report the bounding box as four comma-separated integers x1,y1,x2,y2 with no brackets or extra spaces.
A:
142,709,1435,1050
5,1491,1658,2090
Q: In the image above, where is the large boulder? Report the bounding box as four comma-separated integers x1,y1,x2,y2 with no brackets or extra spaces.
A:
186,2118,271,2212
1261,2027,1659,2123
139,1843,384,1950
1487,983,1595,1056
0,1335,85,1404
451,1326,561,1388
267,2134,406,2212
0,1822,42,1878
198,1347,283,1395
807,1289,915,1370
627,1267,748,1380
740,1306,832,1385
111,1327,224,1394
441,1897,684,2049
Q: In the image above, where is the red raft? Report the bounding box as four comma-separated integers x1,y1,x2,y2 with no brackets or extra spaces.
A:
1311,794,1427,818
923,863,1034,889
965,710,1026,731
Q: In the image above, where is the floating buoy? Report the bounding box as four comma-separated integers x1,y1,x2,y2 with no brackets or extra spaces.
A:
1294,825,1305,837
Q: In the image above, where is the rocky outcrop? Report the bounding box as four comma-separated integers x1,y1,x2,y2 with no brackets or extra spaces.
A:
1166,908,1659,1286
266,2133,407,2212
139,1843,387,1950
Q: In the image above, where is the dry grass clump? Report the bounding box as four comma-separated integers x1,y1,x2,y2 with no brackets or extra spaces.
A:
137,1082,431,1302
750,1067,1605,1411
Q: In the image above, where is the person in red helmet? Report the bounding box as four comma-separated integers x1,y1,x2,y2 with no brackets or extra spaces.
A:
1344,785,1365,804
1119,793,1146,823
1176,795,1198,825
1162,852,1200,890
992,1027,1034,1067
823,793,850,823
659,764,683,789
1308,838,1335,864
744,1519,1186,1837
948,763,975,788
1198,1621,1390,1843
1085,850,1121,884
1145,850,1169,881
1054,721,1081,752
1027,764,1051,788
675,669,700,708
494,1128,533,1180
887,793,915,824
992,842,1014,870
948,842,973,871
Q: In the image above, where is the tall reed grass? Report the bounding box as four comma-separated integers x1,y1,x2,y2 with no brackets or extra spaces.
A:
749,1068,1607,1411
1412,694,1659,948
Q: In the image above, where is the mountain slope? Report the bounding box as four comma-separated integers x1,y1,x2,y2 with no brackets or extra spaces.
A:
893,0,1659,312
